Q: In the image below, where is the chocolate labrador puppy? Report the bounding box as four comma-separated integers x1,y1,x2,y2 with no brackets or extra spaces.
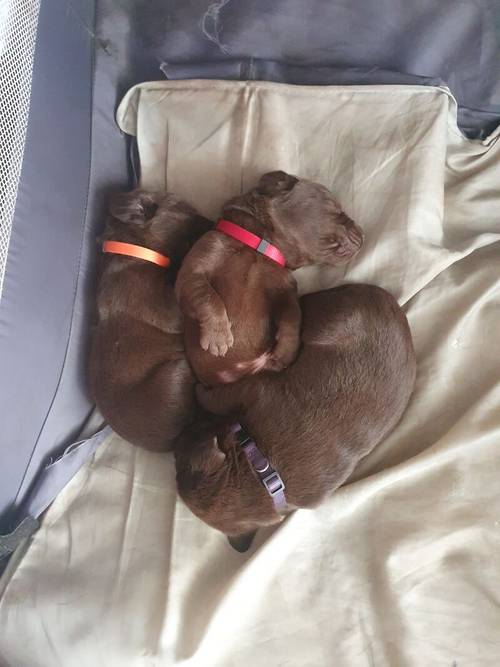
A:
175,284,416,551
89,189,211,451
175,171,363,386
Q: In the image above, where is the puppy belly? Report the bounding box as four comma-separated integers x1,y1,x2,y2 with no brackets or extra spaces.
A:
185,319,273,385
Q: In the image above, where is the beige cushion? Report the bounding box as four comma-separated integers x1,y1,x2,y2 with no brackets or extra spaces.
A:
1,81,499,666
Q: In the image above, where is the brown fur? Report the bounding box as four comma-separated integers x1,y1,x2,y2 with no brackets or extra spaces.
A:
89,189,212,451
175,285,416,547
175,171,363,386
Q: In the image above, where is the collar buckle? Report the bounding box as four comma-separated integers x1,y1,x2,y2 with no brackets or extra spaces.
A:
262,471,286,497
233,423,288,514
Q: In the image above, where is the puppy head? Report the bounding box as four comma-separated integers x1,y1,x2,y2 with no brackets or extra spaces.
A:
175,425,281,552
105,189,212,269
253,171,364,269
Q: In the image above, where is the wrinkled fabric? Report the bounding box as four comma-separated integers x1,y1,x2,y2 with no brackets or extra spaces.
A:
98,0,500,137
1,82,499,667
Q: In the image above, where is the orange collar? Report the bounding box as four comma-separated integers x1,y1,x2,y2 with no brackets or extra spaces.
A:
102,241,170,268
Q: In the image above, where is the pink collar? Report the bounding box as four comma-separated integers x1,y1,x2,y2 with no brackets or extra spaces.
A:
216,219,286,267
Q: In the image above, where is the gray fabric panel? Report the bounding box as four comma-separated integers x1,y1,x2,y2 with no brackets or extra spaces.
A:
160,61,444,88
0,517,39,561
0,0,93,527
0,0,128,529
12,3,130,516
113,0,500,137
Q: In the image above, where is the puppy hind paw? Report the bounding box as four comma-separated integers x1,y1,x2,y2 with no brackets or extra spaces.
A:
266,338,300,372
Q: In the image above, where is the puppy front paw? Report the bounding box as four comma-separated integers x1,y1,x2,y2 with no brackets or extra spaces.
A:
200,317,234,357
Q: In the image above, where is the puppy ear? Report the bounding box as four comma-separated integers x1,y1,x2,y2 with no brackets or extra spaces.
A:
109,190,159,225
227,530,257,553
257,171,299,196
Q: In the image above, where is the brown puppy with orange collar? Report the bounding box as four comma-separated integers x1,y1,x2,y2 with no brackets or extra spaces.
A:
89,189,211,451
175,171,363,387
175,284,416,551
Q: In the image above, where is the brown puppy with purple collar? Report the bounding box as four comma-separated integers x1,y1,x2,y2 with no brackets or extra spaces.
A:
175,284,416,551
89,189,211,451
175,171,363,387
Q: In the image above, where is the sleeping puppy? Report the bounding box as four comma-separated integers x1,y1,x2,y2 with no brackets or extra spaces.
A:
89,189,211,451
175,284,416,551
175,171,363,386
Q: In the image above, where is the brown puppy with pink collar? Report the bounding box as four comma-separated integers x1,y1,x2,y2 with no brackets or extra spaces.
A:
175,284,416,551
175,171,363,386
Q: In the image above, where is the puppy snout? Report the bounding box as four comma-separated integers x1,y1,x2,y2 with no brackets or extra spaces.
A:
346,222,364,252
329,225,363,262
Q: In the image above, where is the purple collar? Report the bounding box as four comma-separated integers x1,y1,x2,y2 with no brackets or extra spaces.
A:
232,424,287,513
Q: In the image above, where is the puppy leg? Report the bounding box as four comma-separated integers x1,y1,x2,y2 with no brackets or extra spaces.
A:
266,288,302,371
177,274,234,356
176,235,235,357
200,310,233,357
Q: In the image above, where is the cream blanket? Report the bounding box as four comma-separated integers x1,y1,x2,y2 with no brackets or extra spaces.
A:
1,81,499,667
